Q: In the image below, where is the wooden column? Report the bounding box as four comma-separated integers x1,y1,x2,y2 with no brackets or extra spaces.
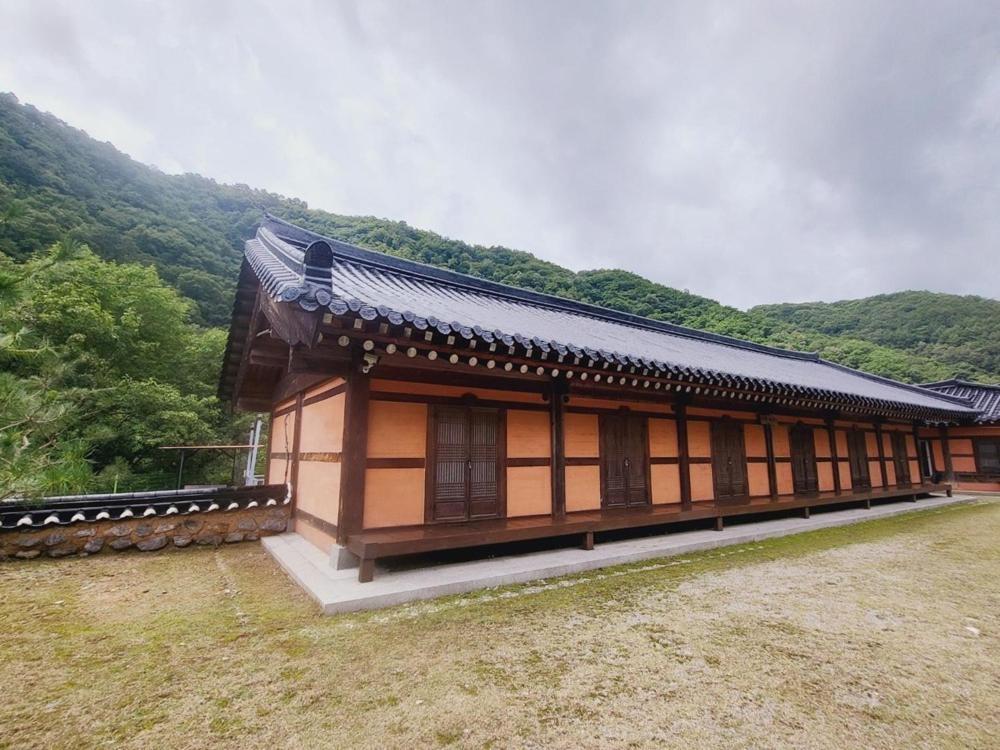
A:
826,419,842,494
676,400,692,510
874,422,889,488
912,421,923,486
550,379,567,519
289,392,304,520
763,421,779,500
336,351,371,547
939,425,954,481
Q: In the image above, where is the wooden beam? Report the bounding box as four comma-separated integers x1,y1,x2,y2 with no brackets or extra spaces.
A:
289,392,304,518
261,293,323,347
550,379,567,519
764,422,779,500
827,418,842,494
336,351,371,546
676,400,692,510
939,425,954,481
874,422,890,488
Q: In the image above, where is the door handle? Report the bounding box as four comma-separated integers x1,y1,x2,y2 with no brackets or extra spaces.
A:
624,457,630,469
467,459,473,472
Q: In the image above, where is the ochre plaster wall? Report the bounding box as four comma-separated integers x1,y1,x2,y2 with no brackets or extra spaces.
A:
507,466,552,516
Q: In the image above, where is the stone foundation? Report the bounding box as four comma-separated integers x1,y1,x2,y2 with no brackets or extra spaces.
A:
0,506,290,560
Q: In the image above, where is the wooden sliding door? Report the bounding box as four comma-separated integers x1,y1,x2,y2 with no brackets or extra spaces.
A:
711,419,748,504
847,429,871,490
428,406,504,522
789,423,819,494
599,414,650,508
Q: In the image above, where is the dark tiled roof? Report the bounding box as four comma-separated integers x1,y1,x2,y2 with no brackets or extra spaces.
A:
222,214,979,420
919,380,1000,423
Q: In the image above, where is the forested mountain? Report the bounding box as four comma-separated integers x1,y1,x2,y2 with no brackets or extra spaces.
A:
0,92,995,496
752,292,1000,382
2,92,995,382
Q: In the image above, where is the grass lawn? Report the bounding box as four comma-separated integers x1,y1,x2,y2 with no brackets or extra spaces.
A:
1,499,997,749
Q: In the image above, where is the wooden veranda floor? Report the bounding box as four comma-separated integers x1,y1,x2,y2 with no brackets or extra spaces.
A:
345,483,951,580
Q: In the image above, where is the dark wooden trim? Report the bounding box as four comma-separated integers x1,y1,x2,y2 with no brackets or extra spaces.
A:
344,483,954,572
550,380,567,519
565,405,677,420
506,457,551,467
366,457,424,469
687,414,759,425
372,392,549,412
336,355,371,546
676,401,692,510
972,436,1000,476
302,382,347,407
565,456,600,466
764,422,779,500
827,419,842,494
294,508,338,537
299,451,342,463
497,409,508,519
688,457,713,464
423,406,436,524
874,423,890,488
289,391,304,515
650,456,680,464
274,369,348,405
423,404,507,524
272,403,297,419
954,471,1000,482
368,362,548,396
939,425,954,481
749,455,795,464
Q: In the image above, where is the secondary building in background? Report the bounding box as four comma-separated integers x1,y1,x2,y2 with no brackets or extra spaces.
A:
220,215,989,582
919,380,1000,493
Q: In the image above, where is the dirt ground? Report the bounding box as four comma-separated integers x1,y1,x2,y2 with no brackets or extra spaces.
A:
1,499,997,749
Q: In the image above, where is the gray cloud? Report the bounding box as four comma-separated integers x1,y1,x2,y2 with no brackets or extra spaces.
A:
1,0,997,307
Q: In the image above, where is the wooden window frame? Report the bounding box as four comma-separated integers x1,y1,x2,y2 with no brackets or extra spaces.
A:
710,417,749,505
598,411,652,509
973,437,1000,477
424,403,507,524
847,428,871,490
891,431,911,487
789,422,819,495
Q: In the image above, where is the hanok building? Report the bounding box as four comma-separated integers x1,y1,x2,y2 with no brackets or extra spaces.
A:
918,380,1000,493
220,215,986,582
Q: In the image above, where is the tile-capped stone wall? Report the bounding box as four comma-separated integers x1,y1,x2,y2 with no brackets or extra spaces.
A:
0,505,290,560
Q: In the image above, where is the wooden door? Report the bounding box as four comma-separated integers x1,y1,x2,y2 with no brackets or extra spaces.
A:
789,424,819,494
429,406,502,522
847,430,871,490
891,432,911,487
711,419,748,503
599,414,650,508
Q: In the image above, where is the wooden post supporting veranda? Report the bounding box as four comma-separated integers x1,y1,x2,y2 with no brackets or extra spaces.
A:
550,379,567,520
763,421,779,500
676,399,693,511
336,349,372,580
826,418,842,494
939,425,954,482
874,422,890,488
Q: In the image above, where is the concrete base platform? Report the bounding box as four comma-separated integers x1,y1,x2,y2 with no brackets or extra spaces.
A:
263,493,977,615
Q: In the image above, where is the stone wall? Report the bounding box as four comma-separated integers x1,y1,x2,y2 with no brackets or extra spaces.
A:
0,505,290,560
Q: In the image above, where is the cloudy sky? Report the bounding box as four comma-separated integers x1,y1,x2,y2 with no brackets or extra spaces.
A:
1,1,998,308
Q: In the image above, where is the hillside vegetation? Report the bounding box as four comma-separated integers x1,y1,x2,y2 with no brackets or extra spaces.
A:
0,92,995,495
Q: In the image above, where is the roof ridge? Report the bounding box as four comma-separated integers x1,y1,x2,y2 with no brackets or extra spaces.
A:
920,378,1000,390
262,213,824,364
